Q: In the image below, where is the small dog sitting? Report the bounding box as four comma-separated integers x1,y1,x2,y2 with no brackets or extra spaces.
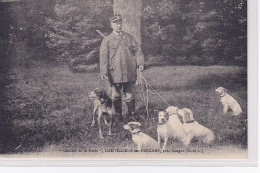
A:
124,122,160,150
157,106,192,150
215,87,242,116
88,88,115,139
178,108,215,145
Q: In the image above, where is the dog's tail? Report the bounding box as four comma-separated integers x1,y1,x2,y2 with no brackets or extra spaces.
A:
182,134,192,147
202,131,215,145
233,106,242,116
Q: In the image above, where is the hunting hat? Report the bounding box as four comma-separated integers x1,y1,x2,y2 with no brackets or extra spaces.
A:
110,14,122,23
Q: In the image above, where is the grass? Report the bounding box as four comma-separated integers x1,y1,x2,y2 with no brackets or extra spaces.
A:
3,61,247,155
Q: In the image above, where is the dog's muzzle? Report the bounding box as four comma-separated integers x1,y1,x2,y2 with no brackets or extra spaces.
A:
158,118,167,125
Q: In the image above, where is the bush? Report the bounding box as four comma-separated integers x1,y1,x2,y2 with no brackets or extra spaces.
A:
46,0,113,67
142,0,247,66
44,0,246,67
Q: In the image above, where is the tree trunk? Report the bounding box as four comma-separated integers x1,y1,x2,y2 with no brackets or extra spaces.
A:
113,0,142,44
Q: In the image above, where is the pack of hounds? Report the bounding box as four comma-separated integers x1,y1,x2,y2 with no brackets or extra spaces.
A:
89,86,243,151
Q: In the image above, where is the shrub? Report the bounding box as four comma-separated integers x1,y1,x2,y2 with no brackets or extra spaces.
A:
142,0,247,66
46,0,113,66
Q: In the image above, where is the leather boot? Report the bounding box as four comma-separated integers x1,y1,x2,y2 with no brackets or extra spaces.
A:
126,99,137,122
113,97,123,122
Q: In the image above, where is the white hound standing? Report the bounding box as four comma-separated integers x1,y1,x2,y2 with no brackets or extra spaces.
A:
157,106,192,150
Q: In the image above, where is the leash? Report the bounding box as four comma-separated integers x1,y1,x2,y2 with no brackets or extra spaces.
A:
138,73,171,107
140,72,150,122
138,72,171,124
96,30,170,118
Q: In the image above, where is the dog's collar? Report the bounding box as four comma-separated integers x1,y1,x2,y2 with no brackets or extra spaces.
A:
219,93,226,97
168,112,178,116
92,98,108,104
158,122,167,126
131,130,142,135
184,120,195,123
100,98,109,104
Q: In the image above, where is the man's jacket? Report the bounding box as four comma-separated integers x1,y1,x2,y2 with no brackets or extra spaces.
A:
99,31,144,83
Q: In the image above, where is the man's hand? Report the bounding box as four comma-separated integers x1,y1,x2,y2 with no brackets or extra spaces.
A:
100,74,108,80
138,65,144,72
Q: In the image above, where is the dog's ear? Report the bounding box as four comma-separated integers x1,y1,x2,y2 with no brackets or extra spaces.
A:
165,112,170,119
221,87,227,96
165,107,173,115
183,109,194,122
94,88,106,99
89,89,99,100
128,122,141,128
94,88,100,95
134,122,142,127
174,107,179,113
103,91,110,100
216,87,224,94
128,124,134,131
127,124,137,131
165,106,172,113
184,111,191,122
100,88,106,96
187,109,194,121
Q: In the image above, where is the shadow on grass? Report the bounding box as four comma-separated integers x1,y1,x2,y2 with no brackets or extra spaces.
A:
147,70,247,92
4,63,248,153
188,72,247,91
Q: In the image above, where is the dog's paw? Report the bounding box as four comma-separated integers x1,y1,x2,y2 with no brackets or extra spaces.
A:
91,122,95,127
222,112,227,116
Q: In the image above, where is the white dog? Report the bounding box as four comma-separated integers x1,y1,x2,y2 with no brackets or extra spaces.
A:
215,87,242,116
157,111,176,150
157,107,192,150
124,122,160,150
178,108,215,145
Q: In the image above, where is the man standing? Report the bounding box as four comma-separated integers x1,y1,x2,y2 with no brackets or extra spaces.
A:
99,14,144,122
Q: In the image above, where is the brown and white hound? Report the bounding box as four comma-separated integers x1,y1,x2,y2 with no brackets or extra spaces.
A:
88,88,115,138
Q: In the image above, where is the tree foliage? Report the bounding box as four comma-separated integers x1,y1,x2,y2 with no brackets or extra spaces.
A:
2,0,55,62
44,0,246,67
142,0,246,66
46,0,113,70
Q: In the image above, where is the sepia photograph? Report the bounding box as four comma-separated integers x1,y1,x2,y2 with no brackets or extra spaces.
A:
0,0,255,164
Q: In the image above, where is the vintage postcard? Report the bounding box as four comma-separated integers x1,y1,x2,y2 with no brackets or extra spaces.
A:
0,0,258,166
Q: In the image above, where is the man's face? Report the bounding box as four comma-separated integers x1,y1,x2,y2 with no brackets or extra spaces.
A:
111,21,122,33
